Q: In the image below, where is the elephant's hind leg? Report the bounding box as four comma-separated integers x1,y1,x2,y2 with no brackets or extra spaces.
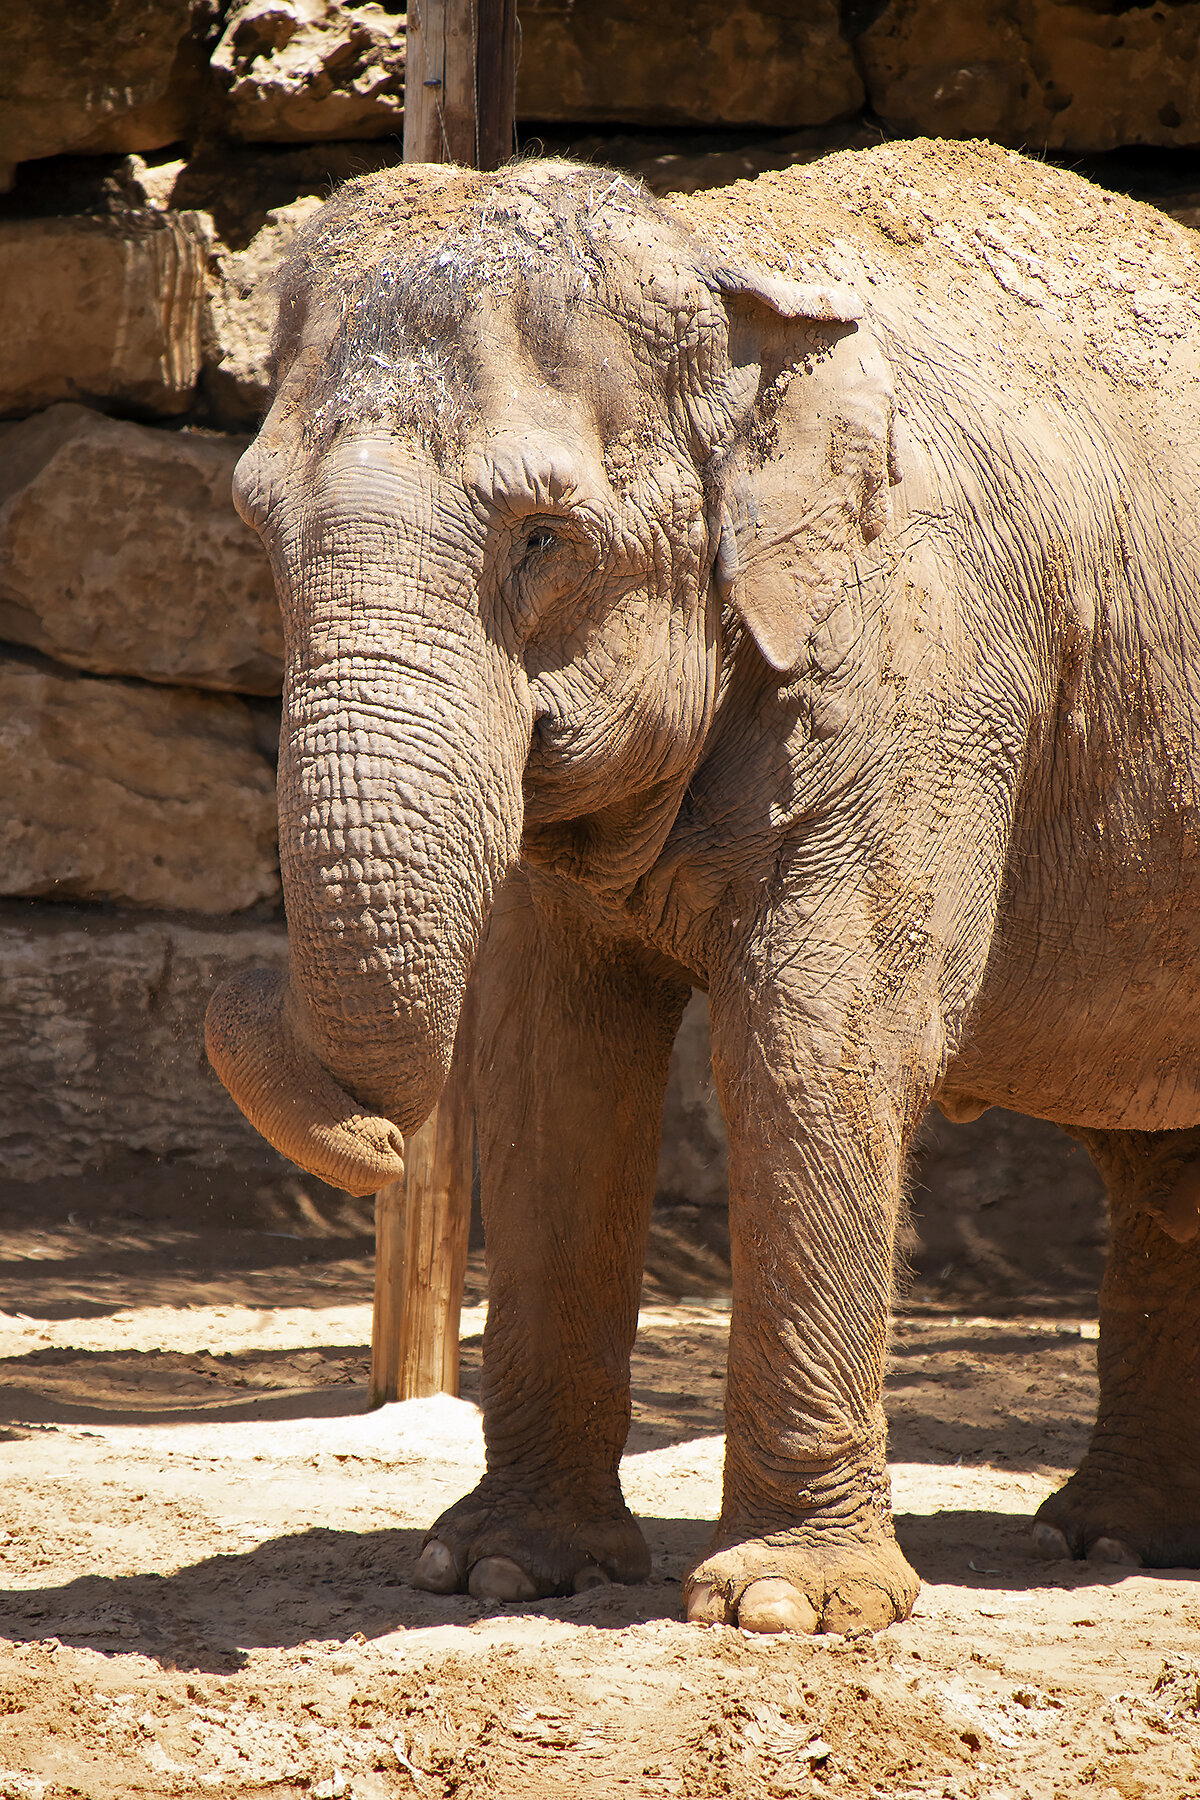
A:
1034,1128,1200,1567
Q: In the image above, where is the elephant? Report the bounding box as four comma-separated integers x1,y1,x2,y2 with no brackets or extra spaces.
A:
206,136,1200,1635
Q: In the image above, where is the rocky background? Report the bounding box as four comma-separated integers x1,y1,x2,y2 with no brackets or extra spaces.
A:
2,0,1197,1298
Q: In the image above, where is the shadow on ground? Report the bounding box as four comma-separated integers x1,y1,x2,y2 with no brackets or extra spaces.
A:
0,1314,1102,1470
0,1523,686,1670
4,1500,1192,1674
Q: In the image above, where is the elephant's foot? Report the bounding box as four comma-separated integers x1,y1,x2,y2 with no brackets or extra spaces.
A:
684,1525,919,1635
1033,1460,1200,1568
411,1475,651,1601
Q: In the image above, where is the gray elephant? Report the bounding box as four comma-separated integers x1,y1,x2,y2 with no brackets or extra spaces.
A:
207,137,1200,1634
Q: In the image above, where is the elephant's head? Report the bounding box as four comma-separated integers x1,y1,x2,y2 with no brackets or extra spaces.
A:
205,160,900,1193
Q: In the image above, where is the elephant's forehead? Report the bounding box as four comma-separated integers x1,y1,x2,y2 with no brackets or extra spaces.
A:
301,195,704,369
291,289,653,471
277,191,719,464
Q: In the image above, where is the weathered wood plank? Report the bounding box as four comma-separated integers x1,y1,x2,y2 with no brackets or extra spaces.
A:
403,0,518,167
369,994,476,1405
476,0,519,169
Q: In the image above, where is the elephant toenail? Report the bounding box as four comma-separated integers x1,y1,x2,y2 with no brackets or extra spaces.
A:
823,1578,898,1635
683,1579,726,1626
573,1563,610,1593
1030,1522,1072,1561
1087,1535,1142,1566
736,1579,820,1635
411,1539,462,1593
468,1555,540,1601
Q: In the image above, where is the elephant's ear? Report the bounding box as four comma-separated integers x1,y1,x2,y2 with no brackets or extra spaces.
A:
708,262,903,676
710,262,864,328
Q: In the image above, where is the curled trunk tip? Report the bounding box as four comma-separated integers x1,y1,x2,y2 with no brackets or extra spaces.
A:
205,964,407,1196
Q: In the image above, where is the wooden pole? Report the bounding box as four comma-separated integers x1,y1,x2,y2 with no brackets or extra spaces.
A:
370,3,517,1404
475,0,519,170
370,989,476,1405
403,0,518,168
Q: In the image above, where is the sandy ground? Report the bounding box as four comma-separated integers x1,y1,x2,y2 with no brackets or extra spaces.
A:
0,1210,1198,1800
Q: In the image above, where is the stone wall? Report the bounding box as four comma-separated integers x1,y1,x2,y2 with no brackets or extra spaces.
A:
3,0,1198,192
519,0,1200,150
0,12,338,1216
9,0,1188,1288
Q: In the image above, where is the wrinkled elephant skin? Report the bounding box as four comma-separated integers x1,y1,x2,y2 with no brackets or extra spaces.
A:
207,141,1200,1629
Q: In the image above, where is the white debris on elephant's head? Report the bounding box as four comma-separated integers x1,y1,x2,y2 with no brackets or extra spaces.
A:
268,160,707,459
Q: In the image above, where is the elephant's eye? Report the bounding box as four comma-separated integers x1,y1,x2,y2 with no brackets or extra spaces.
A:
509,516,590,627
524,525,560,557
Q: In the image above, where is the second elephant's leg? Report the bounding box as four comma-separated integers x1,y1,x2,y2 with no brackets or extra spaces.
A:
1034,1129,1200,1567
685,974,921,1635
412,878,690,1601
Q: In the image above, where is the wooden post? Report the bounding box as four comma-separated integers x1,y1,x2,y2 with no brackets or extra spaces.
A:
370,992,476,1405
403,0,518,169
475,0,519,171
369,1,517,1405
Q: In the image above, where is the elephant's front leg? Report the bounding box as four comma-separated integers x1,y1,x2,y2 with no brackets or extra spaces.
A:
412,879,690,1602
685,970,922,1634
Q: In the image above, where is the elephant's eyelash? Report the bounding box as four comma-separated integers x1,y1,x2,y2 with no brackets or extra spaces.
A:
511,515,600,592
524,526,560,557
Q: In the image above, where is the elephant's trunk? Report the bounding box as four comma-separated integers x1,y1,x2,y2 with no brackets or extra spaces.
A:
205,962,410,1196
206,507,528,1194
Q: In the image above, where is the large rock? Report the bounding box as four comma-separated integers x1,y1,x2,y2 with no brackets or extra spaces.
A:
0,213,206,418
0,0,216,189
0,657,279,913
200,194,325,426
518,0,862,128
857,0,1200,152
210,0,405,143
0,904,289,1183
0,405,282,692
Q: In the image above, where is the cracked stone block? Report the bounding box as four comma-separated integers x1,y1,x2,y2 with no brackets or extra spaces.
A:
0,0,217,187
858,0,1200,152
0,404,281,693
0,657,280,914
516,0,863,128
0,212,206,418
211,0,405,143
0,904,290,1182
